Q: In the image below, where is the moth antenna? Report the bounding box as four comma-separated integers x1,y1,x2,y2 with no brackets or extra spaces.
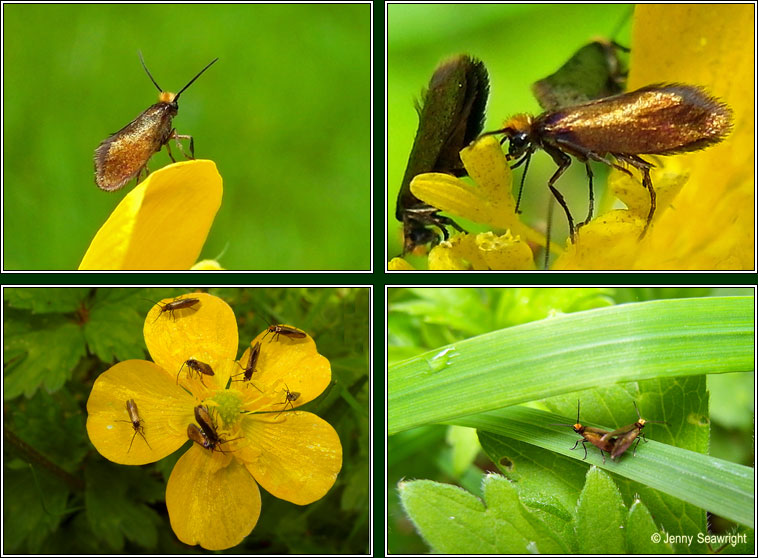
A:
138,50,163,93
174,57,219,102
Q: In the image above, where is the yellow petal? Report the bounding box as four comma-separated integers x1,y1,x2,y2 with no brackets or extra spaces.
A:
79,160,222,270
475,231,537,270
191,259,225,270
553,211,643,270
626,4,753,269
428,231,536,270
166,444,261,550
244,411,342,505
609,158,688,223
86,359,196,465
143,293,238,391
388,257,416,270
410,136,549,248
236,328,331,413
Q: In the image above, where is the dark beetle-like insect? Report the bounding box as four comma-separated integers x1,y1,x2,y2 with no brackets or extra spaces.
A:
187,405,241,453
95,52,218,191
177,358,215,386
600,400,667,461
275,384,301,418
262,324,306,343
147,296,200,323
529,38,629,268
484,83,733,240
231,341,263,392
550,400,616,464
395,54,489,255
114,399,152,453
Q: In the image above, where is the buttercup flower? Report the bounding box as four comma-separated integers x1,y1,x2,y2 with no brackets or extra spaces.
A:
86,293,341,550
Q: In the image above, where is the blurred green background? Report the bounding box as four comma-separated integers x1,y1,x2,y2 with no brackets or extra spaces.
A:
4,5,370,270
387,4,633,262
4,287,369,553
388,287,754,553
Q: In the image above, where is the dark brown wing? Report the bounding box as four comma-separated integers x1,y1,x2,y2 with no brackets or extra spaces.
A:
536,84,733,156
395,55,489,219
94,104,174,191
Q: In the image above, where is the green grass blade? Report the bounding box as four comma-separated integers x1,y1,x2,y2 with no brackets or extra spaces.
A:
388,296,753,434
447,406,754,528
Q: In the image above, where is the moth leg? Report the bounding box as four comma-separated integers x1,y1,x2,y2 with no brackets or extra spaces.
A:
578,161,594,229
164,134,177,163
135,166,150,184
616,153,656,239
542,144,575,240
172,133,195,159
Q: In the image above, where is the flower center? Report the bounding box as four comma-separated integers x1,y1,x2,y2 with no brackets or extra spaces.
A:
208,389,244,431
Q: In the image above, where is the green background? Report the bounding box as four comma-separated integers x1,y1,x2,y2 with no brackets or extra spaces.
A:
3,287,370,553
387,4,633,262
3,4,370,270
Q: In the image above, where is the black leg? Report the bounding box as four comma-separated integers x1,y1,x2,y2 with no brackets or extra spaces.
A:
639,166,655,239
580,162,594,228
615,153,656,239
513,151,532,214
543,145,575,240
632,436,642,456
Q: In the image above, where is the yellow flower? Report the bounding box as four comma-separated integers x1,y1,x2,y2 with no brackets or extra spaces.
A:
79,161,222,270
404,136,558,269
191,259,225,270
559,4,753,269
85,293,341,550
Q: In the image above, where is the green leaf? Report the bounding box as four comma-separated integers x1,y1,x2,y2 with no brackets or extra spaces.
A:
575,468,626,552
4,310,86,399
399,475,567,553
5,287,91,314
445,425,481,477
85,462,160,550
83,289,147,362
2,464,69,552
626,499,674,553
452,405,753,528
389,296,752,433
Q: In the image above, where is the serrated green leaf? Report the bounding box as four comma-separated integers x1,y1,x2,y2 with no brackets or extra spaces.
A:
626,499,674,553
4,287,91,314
4,312,86,399
575,468,627,552
85,462,160,550
83,291,146,363
399,476,567,553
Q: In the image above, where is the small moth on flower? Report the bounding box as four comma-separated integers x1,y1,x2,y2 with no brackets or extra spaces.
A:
94,52,218,191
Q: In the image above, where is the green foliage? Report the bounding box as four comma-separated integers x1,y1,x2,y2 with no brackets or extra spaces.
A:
3,287,368,553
